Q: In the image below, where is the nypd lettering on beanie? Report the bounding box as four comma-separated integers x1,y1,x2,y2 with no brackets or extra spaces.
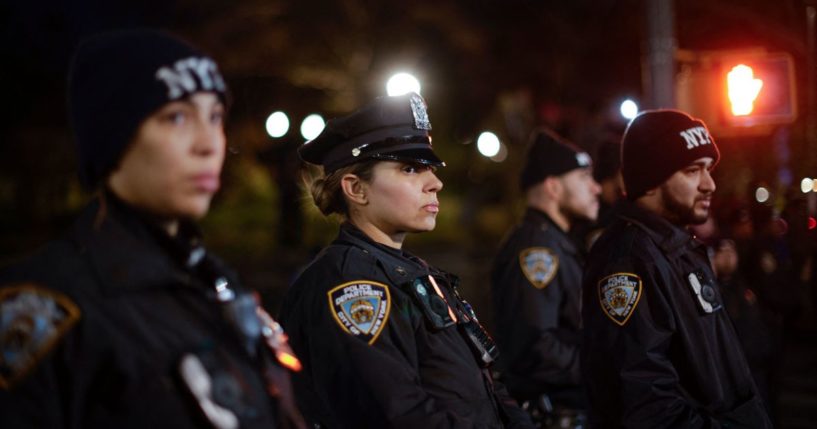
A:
155,57,226,100
678,126,713,150
621,110,720,200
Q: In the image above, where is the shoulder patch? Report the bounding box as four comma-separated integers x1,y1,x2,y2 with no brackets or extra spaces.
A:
327,280,391,345
0,283,80,389
598,273,642,326
519,247,559,289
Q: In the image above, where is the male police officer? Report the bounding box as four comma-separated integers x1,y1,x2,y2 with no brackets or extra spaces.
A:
581,110,771,428
491,130,600,424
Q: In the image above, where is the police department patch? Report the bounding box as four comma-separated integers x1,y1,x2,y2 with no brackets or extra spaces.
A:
0,284,80,389
327,280,391,345
598,273,642,326
519,247,559,289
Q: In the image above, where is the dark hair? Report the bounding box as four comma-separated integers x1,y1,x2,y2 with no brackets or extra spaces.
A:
306,159,378,217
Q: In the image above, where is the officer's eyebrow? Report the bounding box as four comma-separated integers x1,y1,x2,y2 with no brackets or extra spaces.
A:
687,158,715,170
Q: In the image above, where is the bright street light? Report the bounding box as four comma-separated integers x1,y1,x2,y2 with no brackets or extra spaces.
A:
386,73,421,96
477,131,500,158
265,111,289,138
802,178,814,194
300,114,325,141
620,99,639,120
755,186,770,203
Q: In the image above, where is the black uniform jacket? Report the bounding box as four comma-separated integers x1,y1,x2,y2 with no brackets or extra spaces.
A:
280,223,533,429
0,196,293,428
581,202,771,428
490,209,583,406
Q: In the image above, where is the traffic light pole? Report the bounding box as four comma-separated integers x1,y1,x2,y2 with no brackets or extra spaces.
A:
643,0,676,109
807,4,817,174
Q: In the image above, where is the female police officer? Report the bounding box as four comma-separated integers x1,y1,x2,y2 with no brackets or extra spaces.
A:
279,93,532,428
0,30,303,428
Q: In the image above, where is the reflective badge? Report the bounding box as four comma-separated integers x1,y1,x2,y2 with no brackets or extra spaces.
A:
519,247,559,289
327,280,391,345
598,273,642,326
179,354,239,429
0,284,80,389
410,94,432,130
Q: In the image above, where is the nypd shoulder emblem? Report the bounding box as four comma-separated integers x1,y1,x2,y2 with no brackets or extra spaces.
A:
519,247,559,289
598,273,642,326
327,280,391,345
0,283,81,389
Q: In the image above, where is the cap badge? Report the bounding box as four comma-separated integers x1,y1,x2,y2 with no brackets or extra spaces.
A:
576,152,591,167
351,148,361,157
410,94,432,131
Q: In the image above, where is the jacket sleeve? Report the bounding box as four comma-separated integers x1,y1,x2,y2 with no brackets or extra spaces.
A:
582,257,717,429
292,274,527,429
492,249,580,387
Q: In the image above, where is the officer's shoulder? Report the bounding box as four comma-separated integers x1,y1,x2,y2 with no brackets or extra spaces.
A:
590,219,654,261
1,236,86,294
293,243,381,292
1,239,83,390
503,219,559,250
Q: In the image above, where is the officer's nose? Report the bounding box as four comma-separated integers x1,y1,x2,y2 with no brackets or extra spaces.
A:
700,168,716,193
590,178,602,196
425,170,443,193
192,116,226,159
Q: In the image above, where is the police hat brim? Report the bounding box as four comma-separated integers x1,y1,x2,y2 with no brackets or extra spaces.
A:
368,146,446,168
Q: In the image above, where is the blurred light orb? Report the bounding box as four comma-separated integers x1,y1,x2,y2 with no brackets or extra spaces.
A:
620,99,639,120
300,114,325,141
386,73,421,96
490,142,509,163
477,131,501,157
265,111,289,138
801,177,814,194
755,186,770,203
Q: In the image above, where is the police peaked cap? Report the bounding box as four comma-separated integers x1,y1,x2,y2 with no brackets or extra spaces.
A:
519,129,593,191
299,93,445,173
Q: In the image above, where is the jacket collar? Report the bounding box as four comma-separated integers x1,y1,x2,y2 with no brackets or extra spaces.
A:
71,193,204,295
523,208,578,255
334,222,432,285
617,201,701,256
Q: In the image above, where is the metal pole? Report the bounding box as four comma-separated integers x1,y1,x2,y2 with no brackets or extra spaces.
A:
643,0,677,109
807,5,817,175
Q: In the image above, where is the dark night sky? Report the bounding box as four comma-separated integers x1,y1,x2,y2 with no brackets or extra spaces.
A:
1,0,813,253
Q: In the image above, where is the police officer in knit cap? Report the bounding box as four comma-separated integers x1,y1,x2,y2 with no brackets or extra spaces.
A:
491,129,600,427
280,92,533,428
0,29,304,428
581,110,771,427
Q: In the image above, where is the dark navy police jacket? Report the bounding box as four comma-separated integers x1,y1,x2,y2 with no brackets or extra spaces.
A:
280,223,533,428
581,201,771,428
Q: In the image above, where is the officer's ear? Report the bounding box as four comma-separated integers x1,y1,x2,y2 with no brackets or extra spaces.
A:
542,176,562,199
341,173,368,206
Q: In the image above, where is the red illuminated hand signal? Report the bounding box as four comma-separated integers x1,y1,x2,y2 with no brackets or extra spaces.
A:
727,64,763,116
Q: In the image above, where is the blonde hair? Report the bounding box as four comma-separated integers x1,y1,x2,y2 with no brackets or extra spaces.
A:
306,160,378,217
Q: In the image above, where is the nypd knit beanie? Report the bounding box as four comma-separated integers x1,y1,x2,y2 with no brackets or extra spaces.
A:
621,110,720,200
67,29,228,189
